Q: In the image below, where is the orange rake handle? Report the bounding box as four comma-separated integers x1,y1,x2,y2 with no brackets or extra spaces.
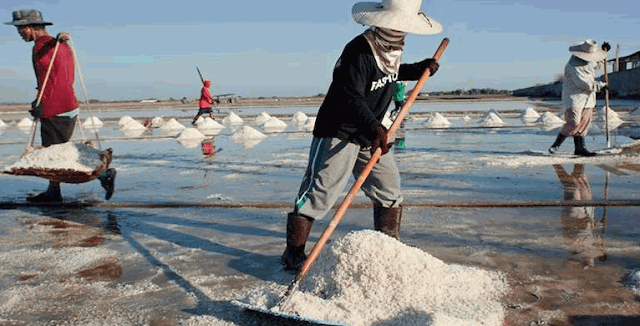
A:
281,37,450,302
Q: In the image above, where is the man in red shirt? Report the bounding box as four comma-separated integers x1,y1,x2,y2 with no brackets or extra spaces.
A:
6,9,116,202
191,79,215,126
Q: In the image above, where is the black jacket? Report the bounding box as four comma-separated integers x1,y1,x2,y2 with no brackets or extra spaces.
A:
313,33,428,146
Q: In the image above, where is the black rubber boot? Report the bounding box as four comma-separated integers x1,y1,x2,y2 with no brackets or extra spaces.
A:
574,136,596,157
281,213,314,272
373,205,402,239
27,181,62,203
548,133,567,154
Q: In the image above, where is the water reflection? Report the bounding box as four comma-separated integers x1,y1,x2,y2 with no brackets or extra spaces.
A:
553,164,607,269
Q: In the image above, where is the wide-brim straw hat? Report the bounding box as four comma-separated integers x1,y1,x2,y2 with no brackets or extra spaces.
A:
352,0,442,35
4,9,53,26
569,39,607,62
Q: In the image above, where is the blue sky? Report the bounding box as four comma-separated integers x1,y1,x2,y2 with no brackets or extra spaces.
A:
1,0,639,102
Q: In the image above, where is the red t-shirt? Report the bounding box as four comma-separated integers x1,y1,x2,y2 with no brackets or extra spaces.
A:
199,80,213,109
32,36,78,117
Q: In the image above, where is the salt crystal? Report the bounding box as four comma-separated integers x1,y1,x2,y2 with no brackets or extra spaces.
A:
17,117,34,128
255,112,272,126
426,112,451,127
223,112,244,125
4,142,103,173
83,116,103,127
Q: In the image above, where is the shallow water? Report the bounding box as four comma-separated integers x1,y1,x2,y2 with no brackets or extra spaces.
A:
1,99,639,325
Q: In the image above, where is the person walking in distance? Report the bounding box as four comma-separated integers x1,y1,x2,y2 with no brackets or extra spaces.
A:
549,39,610,157
281,0,443,272
192,79,215,126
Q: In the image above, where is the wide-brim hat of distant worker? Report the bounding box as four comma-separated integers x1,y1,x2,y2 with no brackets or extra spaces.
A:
352,0,442,35
569,39,607,62
4,9,53,26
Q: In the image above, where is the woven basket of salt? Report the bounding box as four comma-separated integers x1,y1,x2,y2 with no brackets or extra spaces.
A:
3,143,113,184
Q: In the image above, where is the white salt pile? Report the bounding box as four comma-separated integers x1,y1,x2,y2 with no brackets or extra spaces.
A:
0,119,6,127
223,112,244,125
481,109,503,119
426,112,451,127
462,115,471,123
151,116,165,128
231,126,267,148
160,118,186,130
536,111,564,130
117,116,135,126
242,230,509,326
255,111,272,126
261,117,288,133
520,107,540,121
480,112,505,127
4,142,103,173
119,119,146,130
292,111,309,126
197,117,225,130
594,106,624,130
83,116,103,128
177,128,206,141
302,117,316,132
631,107,640,117
17,117,34,128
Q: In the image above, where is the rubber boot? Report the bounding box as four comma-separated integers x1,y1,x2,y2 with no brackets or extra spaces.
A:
373,205,402,239
281,213,313,272
27,181,62,203
574,136,596,157
548,133,567,154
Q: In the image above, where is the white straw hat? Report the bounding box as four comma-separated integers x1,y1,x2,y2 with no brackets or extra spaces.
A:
352,0,442,35
569,39,607,62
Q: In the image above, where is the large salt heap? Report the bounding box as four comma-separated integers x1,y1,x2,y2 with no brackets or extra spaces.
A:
83,116,103,128
241,230,509,326
536,111,565,130
594,106,624,131
480,111,505,127
255,111,272,126
0,119,6,128
197,117,225,135
17,117,33,128
292,111,309,126
520,107,540,122
425,112,451,127
261,116,288,133
231,126,267,148
223,112,244,125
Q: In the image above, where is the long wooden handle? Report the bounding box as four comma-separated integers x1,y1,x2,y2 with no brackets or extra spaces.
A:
282,37,450,301
196,66,205,85
603,58,610,147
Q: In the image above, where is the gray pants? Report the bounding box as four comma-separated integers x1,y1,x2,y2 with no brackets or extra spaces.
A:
294,137,403,220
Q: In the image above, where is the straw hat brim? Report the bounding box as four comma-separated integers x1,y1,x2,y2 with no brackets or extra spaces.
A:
570,50,607,62
4,20,53,26
352,2,443,35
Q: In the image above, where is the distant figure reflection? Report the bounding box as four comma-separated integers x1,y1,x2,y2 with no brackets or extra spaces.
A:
553,163,607,269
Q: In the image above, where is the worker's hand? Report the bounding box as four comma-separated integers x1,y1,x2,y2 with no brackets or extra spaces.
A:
602,42,611,52
371,125,392,156
56,32,71,42
29,100,43,118
419,58,439,76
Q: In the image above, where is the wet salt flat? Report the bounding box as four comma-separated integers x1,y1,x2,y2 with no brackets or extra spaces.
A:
1,99,640,325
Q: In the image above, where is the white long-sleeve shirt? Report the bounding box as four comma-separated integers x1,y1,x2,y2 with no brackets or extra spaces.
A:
562,56,605,110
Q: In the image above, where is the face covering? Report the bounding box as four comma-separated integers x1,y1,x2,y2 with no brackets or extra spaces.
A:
363,26,407,75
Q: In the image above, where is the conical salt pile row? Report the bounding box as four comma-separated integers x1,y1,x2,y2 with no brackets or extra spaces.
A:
231,126,267,148
520,107,540,121
261,116,288,133
83,116,103,128
426,112,451,127
255,111,272,126
292,111,308,126
241,230,509,326
223,112,244,125
17,117,33,128
480,111,505,127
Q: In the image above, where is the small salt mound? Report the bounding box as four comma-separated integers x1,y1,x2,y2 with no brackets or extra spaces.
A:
117,116,135,126
4,142,103,173
426,112,451,127
481,109,503,119
231,126,267,148
520,107,540,120
177,128,206,141
480,112,505,127
17,117,34,128
462,115,471,123
119,119,146,130
0,119,6,127
255,111,272,126
83,116,103,128
292,111,308,126
197,117,224,130
261,116,288,133
594,106,624,131
151,116,165,128
536,111,564,125
159,118,186,130
223,112,244,125
243,230,509,326
302,117,316,132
